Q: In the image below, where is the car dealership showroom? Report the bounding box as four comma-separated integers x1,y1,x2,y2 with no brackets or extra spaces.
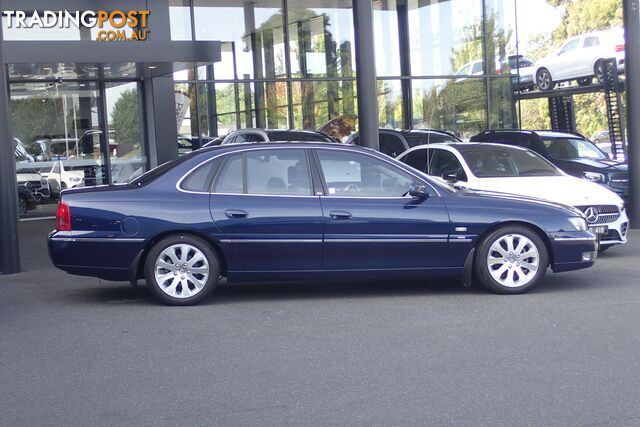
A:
2,0,640,424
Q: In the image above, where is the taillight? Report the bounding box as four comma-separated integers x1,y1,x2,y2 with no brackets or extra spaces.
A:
615,44,625,52
56,202,71,231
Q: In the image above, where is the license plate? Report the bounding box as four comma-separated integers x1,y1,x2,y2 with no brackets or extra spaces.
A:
589,225,608,235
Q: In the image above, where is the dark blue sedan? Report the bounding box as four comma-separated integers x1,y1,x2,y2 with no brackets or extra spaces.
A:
48,143,598,305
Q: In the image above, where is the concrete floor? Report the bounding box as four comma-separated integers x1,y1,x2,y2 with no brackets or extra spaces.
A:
2,220,640,425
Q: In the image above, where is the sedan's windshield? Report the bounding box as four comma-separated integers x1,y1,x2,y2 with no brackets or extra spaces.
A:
459,147,561,178
542,137,607,160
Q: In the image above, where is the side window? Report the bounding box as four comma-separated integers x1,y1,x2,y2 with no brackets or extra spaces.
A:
559,39,580,54
583,36,599,48
379,134,406,158
178,138,192,149
429,150,467,181
181,158,222,192
457,64,470,75
471,61,484,74
403,150,428,173
246,149,311,195
316,150,414,197
213,154,243,193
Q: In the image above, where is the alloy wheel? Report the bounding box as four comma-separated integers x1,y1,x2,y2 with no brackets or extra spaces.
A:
486,234,540,288
537,70,551,90
154,244,210,298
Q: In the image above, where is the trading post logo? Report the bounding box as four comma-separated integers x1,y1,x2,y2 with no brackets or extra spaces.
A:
2,10,151,41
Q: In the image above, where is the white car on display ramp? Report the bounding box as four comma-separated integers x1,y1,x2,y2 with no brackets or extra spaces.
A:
535,28,625,90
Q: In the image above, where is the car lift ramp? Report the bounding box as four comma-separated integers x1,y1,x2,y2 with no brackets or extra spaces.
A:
514,60,627,160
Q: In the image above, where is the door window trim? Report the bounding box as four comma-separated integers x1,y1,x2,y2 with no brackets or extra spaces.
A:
311,147,440,199
177,146,319,198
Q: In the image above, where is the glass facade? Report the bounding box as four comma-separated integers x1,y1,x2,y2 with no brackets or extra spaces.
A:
174,1,358,140
2,0,631,224
170,0,524,141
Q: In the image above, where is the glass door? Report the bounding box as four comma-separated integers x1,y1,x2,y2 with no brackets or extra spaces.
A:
105,81,146,184
10,81,107,218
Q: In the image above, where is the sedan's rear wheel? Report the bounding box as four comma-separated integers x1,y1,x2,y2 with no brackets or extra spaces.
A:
144,234,220,305
475,226,548,294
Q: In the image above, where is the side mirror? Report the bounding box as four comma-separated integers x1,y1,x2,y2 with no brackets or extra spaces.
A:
443,172,459,183
409,183,429,199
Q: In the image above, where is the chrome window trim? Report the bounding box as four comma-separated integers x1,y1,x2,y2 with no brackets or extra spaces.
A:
176,145,442,198
313,146,442,198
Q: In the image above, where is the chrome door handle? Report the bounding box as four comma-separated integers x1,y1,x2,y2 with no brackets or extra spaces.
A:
329,211,352,220
225,209,248,219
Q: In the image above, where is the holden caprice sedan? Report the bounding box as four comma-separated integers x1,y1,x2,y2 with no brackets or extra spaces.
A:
48,143,597,305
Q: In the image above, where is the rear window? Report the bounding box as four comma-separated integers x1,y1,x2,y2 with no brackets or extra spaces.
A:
181,158,222,192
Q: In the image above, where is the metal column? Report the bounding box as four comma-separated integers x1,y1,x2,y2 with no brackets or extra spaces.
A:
353,0,379,150
625,0,640,227
0,32,21,274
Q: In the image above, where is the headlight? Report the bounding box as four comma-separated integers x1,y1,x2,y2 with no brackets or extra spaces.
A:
583,171,606,183
568,217,588,231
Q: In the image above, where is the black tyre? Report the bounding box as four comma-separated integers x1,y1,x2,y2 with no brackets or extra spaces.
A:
475,226,549,294
536,68,554,91
595,61,604,84
18,196,27,215
144,234,221,306
577,77,592,86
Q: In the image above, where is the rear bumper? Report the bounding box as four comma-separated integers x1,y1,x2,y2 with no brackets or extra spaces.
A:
548,231,598,273
48,231,145,281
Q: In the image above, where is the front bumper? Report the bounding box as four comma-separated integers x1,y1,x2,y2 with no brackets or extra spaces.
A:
596,208,629,247
548,231,598,273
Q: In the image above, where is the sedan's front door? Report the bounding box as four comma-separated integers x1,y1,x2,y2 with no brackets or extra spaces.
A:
209,148,323,273
313,149,450,271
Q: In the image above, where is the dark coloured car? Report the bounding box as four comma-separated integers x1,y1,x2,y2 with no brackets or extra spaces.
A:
346,128,461,158
178,135,217,154
17,185,37,215
49,143,597,306
470,130,629,200
220,128,337,145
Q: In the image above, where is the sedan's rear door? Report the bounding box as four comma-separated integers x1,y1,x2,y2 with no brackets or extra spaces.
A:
209,148,323,273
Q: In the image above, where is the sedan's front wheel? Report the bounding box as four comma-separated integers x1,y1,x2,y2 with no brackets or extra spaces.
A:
144,234,220,305
475,226,548,294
